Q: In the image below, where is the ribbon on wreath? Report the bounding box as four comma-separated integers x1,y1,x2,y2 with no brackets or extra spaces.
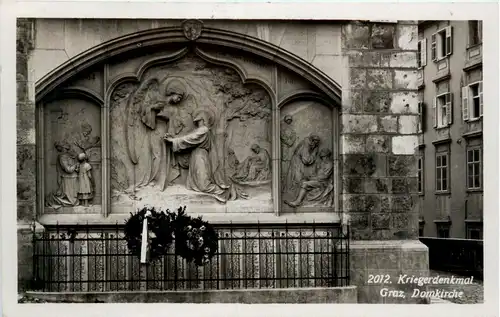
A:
140,210,152,264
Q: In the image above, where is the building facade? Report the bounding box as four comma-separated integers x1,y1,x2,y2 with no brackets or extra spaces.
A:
17,19,428,303
416,20,483,239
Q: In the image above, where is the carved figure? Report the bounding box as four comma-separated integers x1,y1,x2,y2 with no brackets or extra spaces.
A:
284,134,321,192
77,153,94,206
284,148,334,208
280,115,297,148
182,19,203,41
233,144,271,182
164,108,231,203
226,148,240,177
126,78,191,192
45,141,80,209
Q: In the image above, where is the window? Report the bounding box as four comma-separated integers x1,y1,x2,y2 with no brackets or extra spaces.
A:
419,227,424,237
431,26,453,61
462,82,483,121
466,223,483,240
468,21,482,46
436,223,450,238
417,156,424,194
417,39,427,68
417,102,426,133
433,92,452,128
436,153,448,192
467,148,482,189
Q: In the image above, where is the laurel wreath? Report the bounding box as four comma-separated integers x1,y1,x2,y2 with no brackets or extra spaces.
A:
123,206,218,266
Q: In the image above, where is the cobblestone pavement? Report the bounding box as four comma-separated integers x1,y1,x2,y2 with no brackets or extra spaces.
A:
428,270,483,304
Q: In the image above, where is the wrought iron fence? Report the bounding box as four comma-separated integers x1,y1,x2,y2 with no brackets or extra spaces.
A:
419,237,483,280
32,222,349,292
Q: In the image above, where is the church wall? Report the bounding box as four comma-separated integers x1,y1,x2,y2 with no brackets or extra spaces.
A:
17,19,429,304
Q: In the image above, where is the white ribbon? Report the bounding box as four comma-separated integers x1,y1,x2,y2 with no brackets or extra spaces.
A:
140,211,151,264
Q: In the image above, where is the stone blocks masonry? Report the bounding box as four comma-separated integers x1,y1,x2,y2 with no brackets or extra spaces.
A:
341,21,429,303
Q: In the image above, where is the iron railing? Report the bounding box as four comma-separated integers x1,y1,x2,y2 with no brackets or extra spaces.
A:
32,222,349,292
419,237,483,280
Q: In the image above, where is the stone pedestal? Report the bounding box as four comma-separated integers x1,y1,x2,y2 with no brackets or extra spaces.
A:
350,240,429,303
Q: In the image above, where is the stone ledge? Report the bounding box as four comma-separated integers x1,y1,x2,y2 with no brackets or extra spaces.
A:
25,286,358,303
38,212,341,226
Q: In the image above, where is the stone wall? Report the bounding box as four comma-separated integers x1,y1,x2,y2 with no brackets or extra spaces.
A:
341,21,429,303
17,18,38,290
341,21,420,240
30,19,342,85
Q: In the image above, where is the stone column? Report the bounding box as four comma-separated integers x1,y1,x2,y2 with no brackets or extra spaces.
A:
341,21,429,303
17,18,42,292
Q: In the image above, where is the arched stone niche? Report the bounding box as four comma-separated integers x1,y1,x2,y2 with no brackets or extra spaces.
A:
36,24,341,219
280,100,337,213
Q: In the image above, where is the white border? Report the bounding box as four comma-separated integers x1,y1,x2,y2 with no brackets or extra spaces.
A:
1,1,499,317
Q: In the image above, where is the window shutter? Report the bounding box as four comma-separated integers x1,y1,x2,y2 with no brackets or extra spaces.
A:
421,38,427,67
445,26,453,56
433,97,437,128
431,33,437,61
479,81,483,117
421,102,426,132
446,92,453,125
462,86,469,121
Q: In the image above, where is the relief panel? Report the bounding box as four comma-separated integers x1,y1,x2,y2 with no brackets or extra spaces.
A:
65,67,104,97
277,68,317,103
43,98,102,214
109,54,273,214
280,101,334,212
196,47,275,92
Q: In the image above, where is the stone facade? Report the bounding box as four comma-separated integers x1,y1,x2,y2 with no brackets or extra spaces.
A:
17,18,429,303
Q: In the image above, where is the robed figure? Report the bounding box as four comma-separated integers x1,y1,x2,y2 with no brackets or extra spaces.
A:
46,141,80,209
165,108,232,203
125,78,195,192
284,134,321,192
233,144,271,182
284,148,334,207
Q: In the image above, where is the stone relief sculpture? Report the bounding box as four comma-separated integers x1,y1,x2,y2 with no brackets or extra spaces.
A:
280,115,297,150
110,55,272,211
77,152,94,207
124,78,195,193
74,122,101,155
45,141,80,209
182,19,203,41
232,144,271,184
226,148,240,177
280,100,335,210
164,108,247,203
284,134,321,193
284,148,334,208
44,100,102,211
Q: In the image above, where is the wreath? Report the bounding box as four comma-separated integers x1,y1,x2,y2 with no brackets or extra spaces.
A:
124,206,218,266
171,207,218,266
124,206,175,263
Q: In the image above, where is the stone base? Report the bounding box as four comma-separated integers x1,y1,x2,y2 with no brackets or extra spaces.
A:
17,222,44,292
350,240,430,304
24,286,358,303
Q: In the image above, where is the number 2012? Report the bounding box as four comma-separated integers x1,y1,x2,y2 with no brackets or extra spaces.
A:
367,274,391,284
